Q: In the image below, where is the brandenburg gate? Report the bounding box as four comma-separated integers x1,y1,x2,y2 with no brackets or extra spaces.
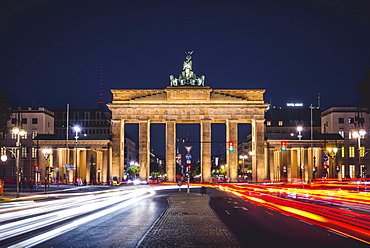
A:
107,52,269,182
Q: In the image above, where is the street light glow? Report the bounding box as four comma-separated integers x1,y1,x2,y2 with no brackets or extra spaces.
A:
74,126,81,133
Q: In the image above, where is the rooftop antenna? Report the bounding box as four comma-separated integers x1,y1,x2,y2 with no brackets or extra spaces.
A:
98,64,104,105
317,92,321,109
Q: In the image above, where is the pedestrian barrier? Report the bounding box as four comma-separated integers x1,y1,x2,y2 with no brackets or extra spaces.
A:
0,180,3,196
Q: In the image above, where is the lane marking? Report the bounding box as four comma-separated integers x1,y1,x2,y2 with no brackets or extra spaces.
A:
327,230,349,239
299,220,313,225
241,207,249,211
225,210,230,215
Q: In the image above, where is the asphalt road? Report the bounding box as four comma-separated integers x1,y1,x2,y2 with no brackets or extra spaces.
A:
208,188,369,248
2,186,369,248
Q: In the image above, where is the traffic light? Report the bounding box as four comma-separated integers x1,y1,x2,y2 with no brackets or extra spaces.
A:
34,165,39,173
323,164,328,170
55,166,59,173
280,141,287,151
228,141,235,152
335,165,340,172
312,166,317,172
187,165,192,174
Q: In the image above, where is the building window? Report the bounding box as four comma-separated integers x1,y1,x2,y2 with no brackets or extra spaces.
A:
96,112,101,119
11,118,16,124
341,147,345,158
22,118,27,124
349,147,355,158
338,131,344,138
85,112,90,119
341,165,345,179
21,147,27,158
11,148,16,158
349,131,353,139
338,118,344,124
360,147,365,157
32,118,38,124
349,165,355,178
32,131,38,139
349,118,354,124
266,121,271,126
31,147,37,158
278,121,283,126
74,112,79,120
21,132,27,140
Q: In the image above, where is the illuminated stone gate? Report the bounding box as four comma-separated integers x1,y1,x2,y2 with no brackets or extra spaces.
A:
107,52,269,182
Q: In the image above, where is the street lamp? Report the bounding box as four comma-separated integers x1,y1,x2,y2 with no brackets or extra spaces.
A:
1,128,26,198
327,147,338,178
42,148,52,192
353,129,366,178
297,126,303,140
239,154,248,174
74,126,81,184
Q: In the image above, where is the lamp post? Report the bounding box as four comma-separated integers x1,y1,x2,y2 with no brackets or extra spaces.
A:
239,154,248,176
42,148,52,192
353,129,366,178
74,126,81,184
1,128,26,198
327,147,338,178
297,126,303,140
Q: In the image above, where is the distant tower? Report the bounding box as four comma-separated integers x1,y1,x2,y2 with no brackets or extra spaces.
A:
98,64,104,106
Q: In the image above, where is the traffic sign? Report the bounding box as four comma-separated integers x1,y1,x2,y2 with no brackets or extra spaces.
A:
323,156,328,162
185,154,192,160
184,146,193,154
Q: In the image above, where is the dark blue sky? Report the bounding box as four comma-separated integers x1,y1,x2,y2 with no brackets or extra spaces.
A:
1,0,370,111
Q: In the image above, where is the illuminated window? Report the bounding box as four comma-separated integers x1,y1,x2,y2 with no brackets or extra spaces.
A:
32,131,38,139
31,147,37,159
349,131,353,139
349,118,354,124
360,147,365,157
266,121,271,126
349,147,355,158
278,121,283,126
341,165,345,179
21,147,27,158
341,147,345,158
338,131,344,138
349,165,355,178
21,132,27,140
11,148,16,158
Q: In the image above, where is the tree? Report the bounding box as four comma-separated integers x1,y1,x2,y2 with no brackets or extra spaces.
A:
126,166,139,177
0,92,12,134
357,68,370,113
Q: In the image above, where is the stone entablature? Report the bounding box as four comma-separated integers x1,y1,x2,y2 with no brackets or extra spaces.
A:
111,87,265,104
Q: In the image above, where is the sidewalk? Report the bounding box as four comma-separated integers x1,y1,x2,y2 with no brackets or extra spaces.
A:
137,193,241,248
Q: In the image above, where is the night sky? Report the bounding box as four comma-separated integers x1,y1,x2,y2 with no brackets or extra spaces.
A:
1,0,370,157
2,0,369,110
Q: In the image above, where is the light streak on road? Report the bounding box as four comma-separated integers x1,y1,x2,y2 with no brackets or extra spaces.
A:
211,181,370,245
0,187,157,247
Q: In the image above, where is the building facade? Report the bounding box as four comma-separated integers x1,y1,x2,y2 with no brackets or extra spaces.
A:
321,107,370,178
0,107,54,181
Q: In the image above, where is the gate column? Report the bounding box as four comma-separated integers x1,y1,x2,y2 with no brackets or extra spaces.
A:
252,119,266,182
139,120,150,181
166,121,176,182
111,119,125,181
201,120,211,182
226,120,238,182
